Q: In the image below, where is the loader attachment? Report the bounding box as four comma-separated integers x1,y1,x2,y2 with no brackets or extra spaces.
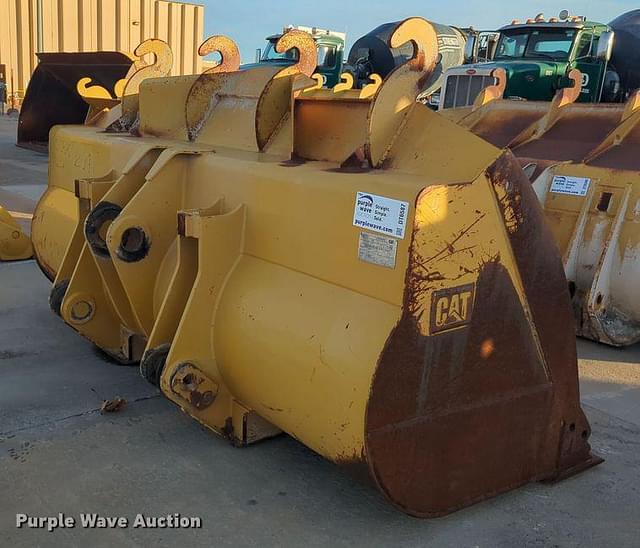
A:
0,205,32,260
31,21,600,517
530,98,640,346
17,52,133,150
444,71,640,346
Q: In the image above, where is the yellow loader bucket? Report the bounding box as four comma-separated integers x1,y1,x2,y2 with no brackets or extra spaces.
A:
32,21,600,517
17,52,134,150
444,71,640,346
0,205,32,260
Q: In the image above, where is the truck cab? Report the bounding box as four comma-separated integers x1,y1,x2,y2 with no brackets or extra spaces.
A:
245,26,346,88
440,15,616,109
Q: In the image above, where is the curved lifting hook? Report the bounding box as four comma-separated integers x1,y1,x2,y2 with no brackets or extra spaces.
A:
389,17,439,75
184,35,241,141
76,77,121,122
199,35,241,74
556,68,582,108
334,73,354,93
253,30,316,152
274,30,317,78
105,39,173,131
365,17,439,168
77,77,114,100
472,68,507,110
135,39,174,74
360,74,383,99
123,39,174,97
306,74,324,91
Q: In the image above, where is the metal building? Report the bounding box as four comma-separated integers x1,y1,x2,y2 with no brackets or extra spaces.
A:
0,0,204,107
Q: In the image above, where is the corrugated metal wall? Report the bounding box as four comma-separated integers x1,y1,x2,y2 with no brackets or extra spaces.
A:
0,0,204,99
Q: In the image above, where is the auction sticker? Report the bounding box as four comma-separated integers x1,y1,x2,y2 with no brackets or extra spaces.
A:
358,232,397,268
550,176,591,197
353,192,409,239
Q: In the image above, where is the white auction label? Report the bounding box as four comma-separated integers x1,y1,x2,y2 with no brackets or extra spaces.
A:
550,176,591,197
353,192,409,239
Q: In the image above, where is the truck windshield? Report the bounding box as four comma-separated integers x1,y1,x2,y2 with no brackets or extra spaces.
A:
261,40,337,68
261,40,299,62
495,29,577,61
316,45,336,68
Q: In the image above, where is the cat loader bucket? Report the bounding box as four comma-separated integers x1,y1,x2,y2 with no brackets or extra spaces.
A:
444,70,640,346
32,21,600,517
17,51,134,150
0,204,32,260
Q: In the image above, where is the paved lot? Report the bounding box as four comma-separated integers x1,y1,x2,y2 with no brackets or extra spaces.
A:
0,115,47,234
1,116,640,547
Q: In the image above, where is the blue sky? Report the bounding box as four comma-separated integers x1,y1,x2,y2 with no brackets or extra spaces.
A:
201,0,634,63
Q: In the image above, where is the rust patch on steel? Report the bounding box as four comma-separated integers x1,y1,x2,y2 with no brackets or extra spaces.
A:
274,30,317,78
471,109,548,150
170,363,218,411
182,35,241,141
363,153,600,517
199,36,240,74
188,386,216,410
366,258,553,517
512,108,622,163
487,151,600,477
105,39,173,134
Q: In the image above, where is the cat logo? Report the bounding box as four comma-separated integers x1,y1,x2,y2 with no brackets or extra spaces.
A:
429,283,475,334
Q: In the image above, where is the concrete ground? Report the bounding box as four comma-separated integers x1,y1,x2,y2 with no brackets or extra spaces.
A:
0,115,47,240
1,116,640,547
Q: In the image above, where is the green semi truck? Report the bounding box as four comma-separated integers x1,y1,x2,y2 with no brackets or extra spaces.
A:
248,21,489,97
439,10,640,109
